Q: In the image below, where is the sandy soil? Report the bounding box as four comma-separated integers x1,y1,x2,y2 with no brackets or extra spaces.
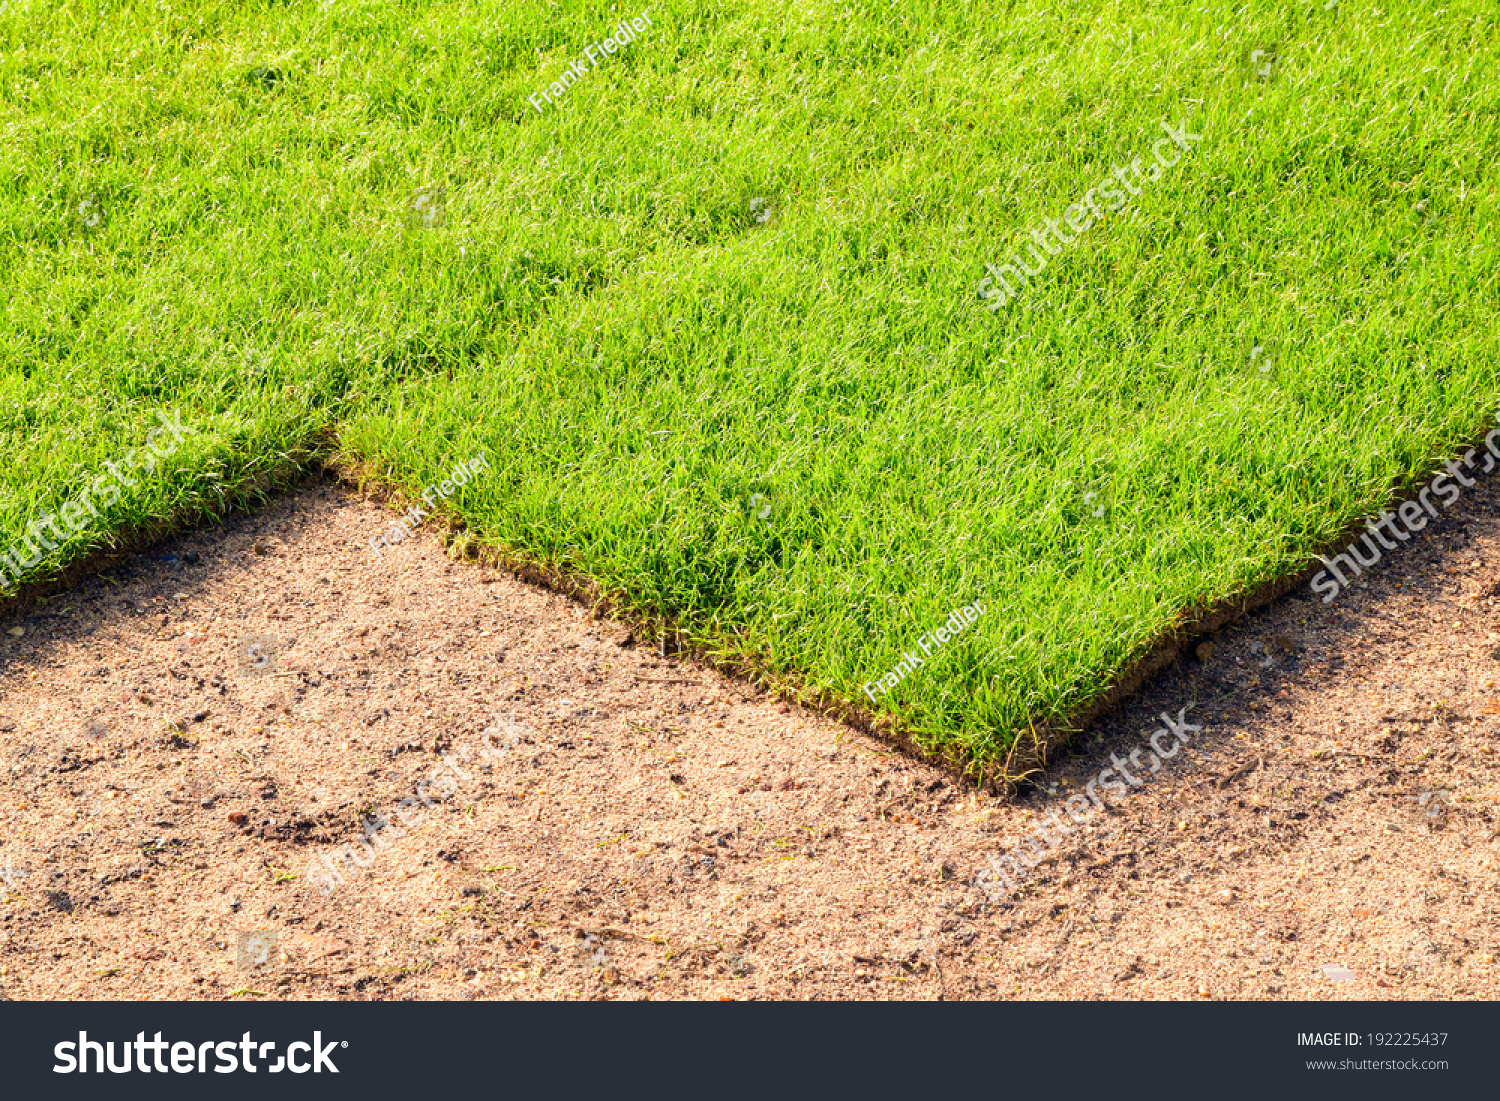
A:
0,473,1497,1001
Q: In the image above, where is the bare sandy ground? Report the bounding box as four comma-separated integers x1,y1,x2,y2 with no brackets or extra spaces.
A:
0,473,1497,1001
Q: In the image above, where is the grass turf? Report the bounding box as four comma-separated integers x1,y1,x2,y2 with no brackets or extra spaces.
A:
1,0,1497,782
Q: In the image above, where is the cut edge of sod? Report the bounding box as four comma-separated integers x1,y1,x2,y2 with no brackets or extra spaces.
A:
326,424,1499,794
0,435,331,634
0,425,1490,797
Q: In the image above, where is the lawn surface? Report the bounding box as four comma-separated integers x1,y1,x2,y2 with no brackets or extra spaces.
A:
2,0,1497,781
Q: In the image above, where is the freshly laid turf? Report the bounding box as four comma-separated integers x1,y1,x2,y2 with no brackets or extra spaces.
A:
2,0,1497,782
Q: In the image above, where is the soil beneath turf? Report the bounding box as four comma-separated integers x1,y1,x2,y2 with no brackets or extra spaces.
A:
1,473,1497,1001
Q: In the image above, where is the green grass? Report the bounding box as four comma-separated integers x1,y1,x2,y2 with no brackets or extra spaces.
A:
2,0,1497,783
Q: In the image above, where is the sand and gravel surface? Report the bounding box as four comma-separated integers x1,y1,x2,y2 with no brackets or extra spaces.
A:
1,473,1498,1001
